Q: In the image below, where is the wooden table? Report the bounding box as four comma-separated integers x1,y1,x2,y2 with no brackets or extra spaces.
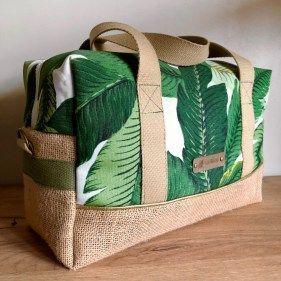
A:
0,176,280,281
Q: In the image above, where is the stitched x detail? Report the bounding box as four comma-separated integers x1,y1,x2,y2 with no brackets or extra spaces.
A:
139,85,163,114
241,82,253,105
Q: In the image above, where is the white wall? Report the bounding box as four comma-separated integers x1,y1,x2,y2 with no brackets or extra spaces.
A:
0,0,280,184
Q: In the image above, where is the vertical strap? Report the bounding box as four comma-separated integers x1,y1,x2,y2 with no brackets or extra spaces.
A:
92,31,255,177
90,22,167,204
209,42,255,177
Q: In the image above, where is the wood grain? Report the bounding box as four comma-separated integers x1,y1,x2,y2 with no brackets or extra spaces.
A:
0,176,280,280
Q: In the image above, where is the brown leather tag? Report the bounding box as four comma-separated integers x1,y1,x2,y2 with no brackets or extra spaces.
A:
193,152,225,173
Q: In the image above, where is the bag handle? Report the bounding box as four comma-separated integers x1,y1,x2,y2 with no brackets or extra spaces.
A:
90,22,168,204
94,33,210,66
208,42,255,176
93,32,255,176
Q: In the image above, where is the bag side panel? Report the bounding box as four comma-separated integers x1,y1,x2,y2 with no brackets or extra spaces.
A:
21,128,76,268
24,174,76,268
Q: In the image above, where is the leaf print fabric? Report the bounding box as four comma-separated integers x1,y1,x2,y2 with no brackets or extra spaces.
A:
23,50,272,207
178,64,228,192
83,100,140,206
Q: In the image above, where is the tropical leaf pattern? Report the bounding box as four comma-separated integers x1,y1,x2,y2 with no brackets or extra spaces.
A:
178,64,228,192
23,51,271,207
219,80,242,186
219,65,271,186
83,101,141,206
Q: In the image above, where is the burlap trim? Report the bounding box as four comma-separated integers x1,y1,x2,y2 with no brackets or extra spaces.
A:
23,174,76,268
21,127,75,161
23,165,263,270
72,164,263,269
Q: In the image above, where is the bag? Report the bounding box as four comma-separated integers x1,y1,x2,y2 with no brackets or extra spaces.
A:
18,22,272,269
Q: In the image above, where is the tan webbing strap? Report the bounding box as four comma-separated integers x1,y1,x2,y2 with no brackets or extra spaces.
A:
94,31,255,177
209,42,255,177
95,33,209,66
90,22,167,204
91,25,254,184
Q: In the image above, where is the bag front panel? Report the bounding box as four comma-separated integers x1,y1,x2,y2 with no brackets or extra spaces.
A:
22,51,271,207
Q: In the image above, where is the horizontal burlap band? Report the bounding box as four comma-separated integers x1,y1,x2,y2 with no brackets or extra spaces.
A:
24,164,263,269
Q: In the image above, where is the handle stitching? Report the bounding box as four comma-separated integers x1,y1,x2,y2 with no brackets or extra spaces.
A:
139,85,163,114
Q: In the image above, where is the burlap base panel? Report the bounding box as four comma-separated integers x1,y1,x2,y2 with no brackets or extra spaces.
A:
23,164,263,269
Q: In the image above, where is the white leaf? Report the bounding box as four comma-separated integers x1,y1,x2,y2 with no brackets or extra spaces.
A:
76,140,107,204
206,60,238,114
53,54,87,108
162,97,184,160
31,61,45,128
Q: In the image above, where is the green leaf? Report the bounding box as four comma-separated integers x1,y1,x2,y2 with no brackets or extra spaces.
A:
253,122,264,169
23,61,34,92
205,60,239,77
204,60,238,112
35,73,57,131
160,61,182,98
76,79,136,165
71,52,137,165
224,81,242,169
45,98,74,134
253,68,272,120
219,81,242,186
30,51,130,133
71,51,136,109
167,152,196,200
38,51,140,207
220,67,271,186
84,101,140,207
178,64,228,191
23,62,37,127
130,166,142,205
219,161,242,186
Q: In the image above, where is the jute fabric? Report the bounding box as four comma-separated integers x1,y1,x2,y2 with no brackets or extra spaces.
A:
24,165,263,269
21,127,76,162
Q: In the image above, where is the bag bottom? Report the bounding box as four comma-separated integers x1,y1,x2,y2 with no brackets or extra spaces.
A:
23,165,263,269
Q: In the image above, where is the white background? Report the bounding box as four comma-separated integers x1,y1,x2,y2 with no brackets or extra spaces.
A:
0,0,280,184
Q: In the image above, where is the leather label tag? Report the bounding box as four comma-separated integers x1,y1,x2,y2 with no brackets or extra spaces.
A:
193,152,225,173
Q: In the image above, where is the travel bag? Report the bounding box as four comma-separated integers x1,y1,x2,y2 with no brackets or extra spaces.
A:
18,22,271,269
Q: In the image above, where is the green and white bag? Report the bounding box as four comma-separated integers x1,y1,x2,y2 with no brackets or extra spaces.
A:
18,22,271,269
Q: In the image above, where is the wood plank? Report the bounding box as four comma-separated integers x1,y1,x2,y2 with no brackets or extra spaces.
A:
0,176,280,280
